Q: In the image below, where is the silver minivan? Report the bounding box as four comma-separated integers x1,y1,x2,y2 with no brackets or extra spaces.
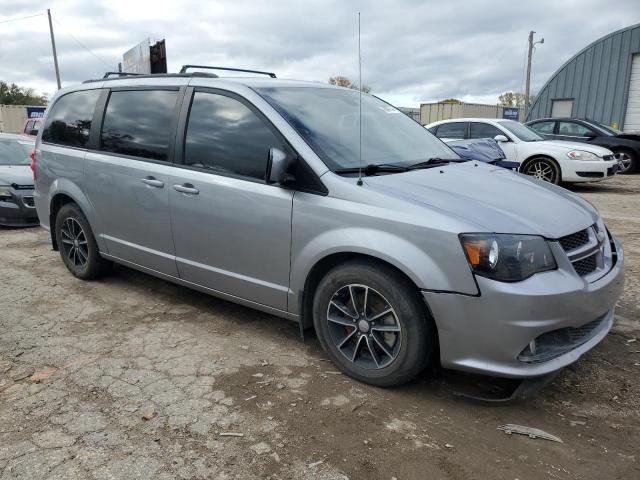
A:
34,67,624,387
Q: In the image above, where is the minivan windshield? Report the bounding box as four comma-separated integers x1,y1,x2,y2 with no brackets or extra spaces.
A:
497,120,544,142
256,87,459,171
0,139,34,166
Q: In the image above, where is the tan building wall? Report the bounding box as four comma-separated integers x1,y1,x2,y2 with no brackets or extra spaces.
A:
420,102,525,125
0,105,42,133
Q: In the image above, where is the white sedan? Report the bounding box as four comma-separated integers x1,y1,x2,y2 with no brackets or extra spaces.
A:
425,118,619,184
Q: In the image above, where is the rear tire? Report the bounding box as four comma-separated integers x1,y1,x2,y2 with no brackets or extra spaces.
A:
312,259,435,387
54,203,111,280
522,157,560,184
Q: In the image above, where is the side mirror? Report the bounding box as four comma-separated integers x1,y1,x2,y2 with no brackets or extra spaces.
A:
494,134,509,143
266,147,294,185
28,129,39,136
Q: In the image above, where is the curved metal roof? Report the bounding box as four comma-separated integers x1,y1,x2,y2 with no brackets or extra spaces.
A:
527,23,640,123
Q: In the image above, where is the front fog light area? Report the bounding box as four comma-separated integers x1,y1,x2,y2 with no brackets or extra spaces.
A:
460,233,557,282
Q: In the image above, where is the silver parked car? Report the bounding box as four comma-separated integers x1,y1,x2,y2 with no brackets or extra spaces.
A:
34,67,624,387
0,133,38,227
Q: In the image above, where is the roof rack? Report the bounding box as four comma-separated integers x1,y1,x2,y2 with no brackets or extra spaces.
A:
102,71,144,79
179,65,277,78
84,72,220,84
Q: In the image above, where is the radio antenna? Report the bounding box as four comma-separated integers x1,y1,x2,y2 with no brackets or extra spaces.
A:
357,12,363,186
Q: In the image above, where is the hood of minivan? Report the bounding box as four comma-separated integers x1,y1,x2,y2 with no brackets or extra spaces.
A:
0,165,33,186
364,162,598,238
540,140,613,157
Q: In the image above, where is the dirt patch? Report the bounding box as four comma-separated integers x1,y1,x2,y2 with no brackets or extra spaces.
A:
1,175,639,479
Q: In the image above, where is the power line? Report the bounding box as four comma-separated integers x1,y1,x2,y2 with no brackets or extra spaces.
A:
0,12,45,25
52,17,114,70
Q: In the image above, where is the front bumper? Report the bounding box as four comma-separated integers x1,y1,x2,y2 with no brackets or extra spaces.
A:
0,190,39,227
562,159,618,183
423,236,624,378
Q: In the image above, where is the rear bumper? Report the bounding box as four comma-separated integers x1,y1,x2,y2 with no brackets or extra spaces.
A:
424,236,624,378
0,192,39,227
562,159,618,183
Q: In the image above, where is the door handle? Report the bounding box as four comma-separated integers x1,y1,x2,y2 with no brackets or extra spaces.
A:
141,176,164,188
173,183,199,195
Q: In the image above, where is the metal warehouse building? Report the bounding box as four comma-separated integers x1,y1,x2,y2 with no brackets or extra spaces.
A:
527,23,640,132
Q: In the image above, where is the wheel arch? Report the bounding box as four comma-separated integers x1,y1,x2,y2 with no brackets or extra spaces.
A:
48,179,102,251
298,251,434,329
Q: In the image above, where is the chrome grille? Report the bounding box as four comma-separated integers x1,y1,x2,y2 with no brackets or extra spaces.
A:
558,229,589,251
22,196,35,208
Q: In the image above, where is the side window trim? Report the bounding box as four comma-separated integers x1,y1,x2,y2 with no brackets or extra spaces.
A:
94,86,185,164
87,89,109,150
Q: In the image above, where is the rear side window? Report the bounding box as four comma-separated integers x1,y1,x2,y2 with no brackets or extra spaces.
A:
558,122,594,137
42,89,101,147
435,122,466,139
530,121,555,134
184,92,283,180
469,122,503,139
100,90,178,161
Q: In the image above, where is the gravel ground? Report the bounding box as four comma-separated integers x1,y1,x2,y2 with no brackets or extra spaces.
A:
1,175,639,480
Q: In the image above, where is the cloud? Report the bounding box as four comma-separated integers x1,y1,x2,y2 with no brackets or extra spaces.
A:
0,0,636,106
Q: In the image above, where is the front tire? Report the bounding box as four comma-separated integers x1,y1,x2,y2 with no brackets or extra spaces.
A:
312,259,434,387
54,203,111,280
612,149,637,174
522,157,560,184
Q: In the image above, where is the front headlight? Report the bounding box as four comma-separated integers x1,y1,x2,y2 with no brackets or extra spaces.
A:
460,234,557,282
0,185,13,200
567,150,599,161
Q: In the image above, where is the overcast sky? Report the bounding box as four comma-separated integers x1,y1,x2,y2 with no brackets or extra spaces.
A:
0,0,638,107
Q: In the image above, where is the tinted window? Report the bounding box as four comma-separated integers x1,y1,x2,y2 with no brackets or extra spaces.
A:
469,122,503,139
558,122,594,137
101,90,177,161
184,92,282,179
42,89,100,147
434,122,466,139
530,121,555,134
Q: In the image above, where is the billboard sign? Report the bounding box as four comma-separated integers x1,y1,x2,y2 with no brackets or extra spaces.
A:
502,107,519,120
26,106,46,119
122,39,151,74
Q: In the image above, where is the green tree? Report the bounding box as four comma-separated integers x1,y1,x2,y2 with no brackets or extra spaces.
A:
328,76,371,93
498,91,535,108
0,81,48,106
439,98,462,103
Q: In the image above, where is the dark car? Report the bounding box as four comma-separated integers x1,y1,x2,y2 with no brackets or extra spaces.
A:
0,133,38,227
526,118,640,173
447,138,520,170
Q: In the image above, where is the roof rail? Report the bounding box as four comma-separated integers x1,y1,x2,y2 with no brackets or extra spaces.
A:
102,71,144,79
83,72,219,84
179,65,277,78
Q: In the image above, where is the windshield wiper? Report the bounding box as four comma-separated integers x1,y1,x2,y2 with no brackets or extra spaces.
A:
406,157,467,169
334,163,409,175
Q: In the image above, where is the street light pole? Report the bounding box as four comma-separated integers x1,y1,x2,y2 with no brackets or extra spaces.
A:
47,9,61,90
525,30,544,114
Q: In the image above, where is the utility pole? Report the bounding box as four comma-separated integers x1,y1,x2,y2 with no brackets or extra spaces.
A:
47,9,61,90
525,30,544,113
